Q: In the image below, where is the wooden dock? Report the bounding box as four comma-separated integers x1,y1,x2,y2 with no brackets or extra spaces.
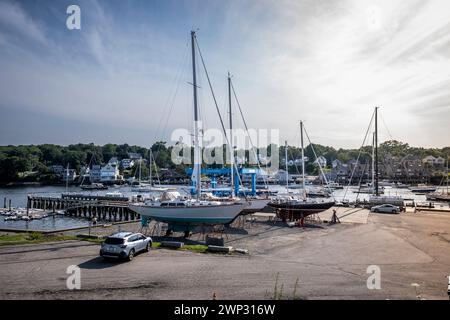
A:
27,194,140,222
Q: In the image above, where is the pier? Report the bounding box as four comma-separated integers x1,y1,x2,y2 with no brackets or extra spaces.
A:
26,194,140,222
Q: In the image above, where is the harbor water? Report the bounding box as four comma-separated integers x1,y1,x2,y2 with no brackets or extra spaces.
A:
0,184,448,231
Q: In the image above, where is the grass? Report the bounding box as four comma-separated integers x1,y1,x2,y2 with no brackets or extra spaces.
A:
0,232,78,246
151,241,208,253
180,244,208,253
265,273,303,300
0,233,209,254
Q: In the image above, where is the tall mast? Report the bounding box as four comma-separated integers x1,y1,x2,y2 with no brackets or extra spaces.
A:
138,158,142,184
372,132,375,191
300,121,306,193
228,72,234,196
191,31,201,199
285,141,289,192
375,107,379,196
66,163,69,193
149,150,152,186
446,157,449,194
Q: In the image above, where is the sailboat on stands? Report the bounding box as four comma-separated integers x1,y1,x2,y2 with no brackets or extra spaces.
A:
268,121,335,222
129,31,247,237
202,72,270,214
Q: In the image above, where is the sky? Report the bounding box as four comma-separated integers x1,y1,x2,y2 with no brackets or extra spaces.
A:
0,0,449,149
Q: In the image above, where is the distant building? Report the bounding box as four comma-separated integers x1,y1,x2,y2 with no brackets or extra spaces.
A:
62,169,77,182
49,165,65,175
121,159,135,169
314,156,327,168
435,157,445,166
422,156,437,165
89,165,102,183
402,154,424,177
128,152,142,160
108,157,119,166
421,155,444,166
100,164,120,182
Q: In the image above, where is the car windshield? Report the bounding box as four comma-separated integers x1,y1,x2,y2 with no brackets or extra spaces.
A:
104,238,124,245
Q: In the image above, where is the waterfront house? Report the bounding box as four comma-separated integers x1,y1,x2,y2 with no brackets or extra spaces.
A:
89,165,102,183
108,157,119,166
100,164,120,182
128,152,142,160
330,160,349,182
62,169,77,182
422,156,437,165
314,156,327,168
401,154,425,178
121,158,135,169
49,165,65,175
435,157,446,166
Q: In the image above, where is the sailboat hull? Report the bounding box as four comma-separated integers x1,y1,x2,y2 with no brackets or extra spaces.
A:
129,203,247,225
268,201,335,219
242,199,271,213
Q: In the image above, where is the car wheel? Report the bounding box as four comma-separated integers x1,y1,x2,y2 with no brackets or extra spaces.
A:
145,242,151,252
392,210,397,214
374,209,379,213
127,249,135,261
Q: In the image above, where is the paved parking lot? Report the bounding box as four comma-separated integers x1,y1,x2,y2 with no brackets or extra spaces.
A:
0,209,449,300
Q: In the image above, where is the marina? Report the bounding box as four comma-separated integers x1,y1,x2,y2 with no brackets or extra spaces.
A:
0,0,449,305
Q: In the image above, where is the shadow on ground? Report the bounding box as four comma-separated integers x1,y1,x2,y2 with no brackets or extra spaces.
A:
78,256,127,269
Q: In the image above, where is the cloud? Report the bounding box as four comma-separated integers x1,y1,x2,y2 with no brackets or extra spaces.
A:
0,1,48,46
0,0,448,148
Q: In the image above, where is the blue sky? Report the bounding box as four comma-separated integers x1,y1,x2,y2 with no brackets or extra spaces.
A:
0,0,449,148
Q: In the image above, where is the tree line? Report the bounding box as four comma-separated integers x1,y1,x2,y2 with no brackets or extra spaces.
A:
0,140,448,184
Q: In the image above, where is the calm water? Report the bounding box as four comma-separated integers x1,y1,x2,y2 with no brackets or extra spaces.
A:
0,184,448,231
0,184,181,231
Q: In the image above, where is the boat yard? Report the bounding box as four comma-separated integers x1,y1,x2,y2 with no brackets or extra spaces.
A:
1,207,449,300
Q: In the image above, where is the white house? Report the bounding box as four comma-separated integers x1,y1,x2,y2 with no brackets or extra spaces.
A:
128,152,142,160
435,157,446,166
108,157,119,166
422,155,437,165
100,164,120,182
121,159,135,169
314,156,327,167
423,156,445,166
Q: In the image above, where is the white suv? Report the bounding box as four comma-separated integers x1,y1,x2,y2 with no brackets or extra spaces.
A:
100,232,152,261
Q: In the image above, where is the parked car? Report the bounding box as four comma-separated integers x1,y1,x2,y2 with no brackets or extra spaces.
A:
100,232,152,261
371,204,400,214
